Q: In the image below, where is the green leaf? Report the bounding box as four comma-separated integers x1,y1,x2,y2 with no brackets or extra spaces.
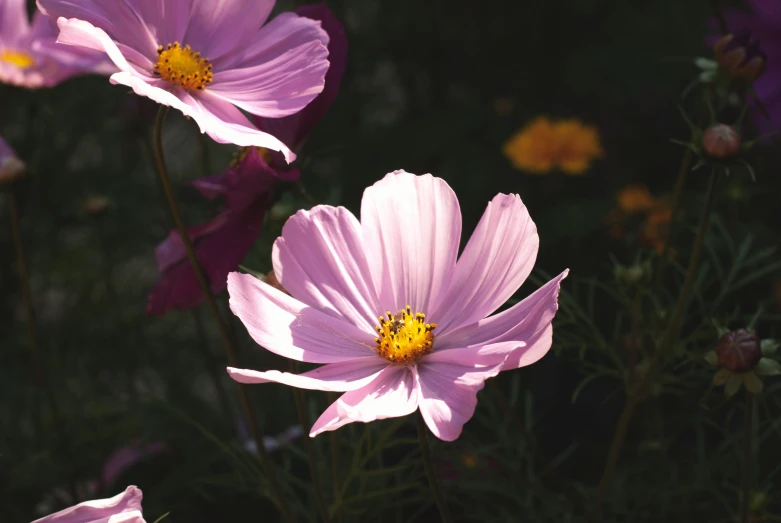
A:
756,358,781,377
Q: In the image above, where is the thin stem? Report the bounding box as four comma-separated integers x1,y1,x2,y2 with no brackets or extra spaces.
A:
594,170,719,515
9,189,79,501
151,106,295,521
327,392,342,523
652,147,692,293
190,307,233,418
741,391,753,523
290,362,330,523
416,412,453,523
8,190,59,419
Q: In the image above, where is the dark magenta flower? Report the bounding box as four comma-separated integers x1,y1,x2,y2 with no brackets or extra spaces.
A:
147,3,347,316
718,1,781,134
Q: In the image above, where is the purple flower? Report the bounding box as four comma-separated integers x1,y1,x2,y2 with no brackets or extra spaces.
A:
0,0,109,88
38,0,332,161
719,0,781,134
33,486,146,523
147,3,347,315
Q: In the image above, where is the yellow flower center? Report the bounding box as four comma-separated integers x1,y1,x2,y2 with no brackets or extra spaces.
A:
375,306,436,365
230,146,273,167
1,50,35,69
154,42,213,91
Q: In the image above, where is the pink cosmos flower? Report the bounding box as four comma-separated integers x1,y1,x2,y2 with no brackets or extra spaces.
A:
146,3,347,315
0,0,109,88
33,486,146,523
37,0,332,162
227,171,568,441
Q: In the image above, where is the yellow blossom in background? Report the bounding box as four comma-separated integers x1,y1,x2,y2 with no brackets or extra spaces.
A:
502,116,603,175
616,184,659,214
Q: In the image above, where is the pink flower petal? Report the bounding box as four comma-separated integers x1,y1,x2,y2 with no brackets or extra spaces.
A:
1,0,30,45
209,13,330,119
228,272,375,363
433,193,539,333
361,171,461,315
310,366,419,436
437,270,569,370
179,90,297,162
255,3,348,150
55,18,153,77
39,1,159,58
417,358,504,442
185,0,274,62
32,485,145,523
273,206,380,334
227,356,389,391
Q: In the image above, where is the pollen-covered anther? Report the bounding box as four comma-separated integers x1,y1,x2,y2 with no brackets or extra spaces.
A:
154,42,213,91
375,305,436,365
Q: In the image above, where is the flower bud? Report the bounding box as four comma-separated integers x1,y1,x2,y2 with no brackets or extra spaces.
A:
713,30,767,83
701,124,741,159
716,329,762,372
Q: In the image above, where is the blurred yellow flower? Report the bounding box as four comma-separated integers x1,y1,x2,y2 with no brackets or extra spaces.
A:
502,116,603,175
616,184,659,214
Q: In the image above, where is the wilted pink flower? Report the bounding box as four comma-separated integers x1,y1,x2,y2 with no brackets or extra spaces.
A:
227,171,568,441
147,148,298,315
147,3,347,315
0,0,109,88
37,0,331,161
33,486,146,523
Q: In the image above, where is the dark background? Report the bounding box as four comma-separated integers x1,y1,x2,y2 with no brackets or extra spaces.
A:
3,0,781,521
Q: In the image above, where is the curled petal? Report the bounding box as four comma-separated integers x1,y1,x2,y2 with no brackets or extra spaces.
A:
227,357,388,392
310,366,418,436
437,270,568,370
417,358,504,441
32,485,145,523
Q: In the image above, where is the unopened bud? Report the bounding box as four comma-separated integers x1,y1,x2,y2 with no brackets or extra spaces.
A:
702,124,741,159
716,328,761,373
713,30,767,83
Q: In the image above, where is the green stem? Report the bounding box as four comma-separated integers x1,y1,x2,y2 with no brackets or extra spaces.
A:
652,147,692,293
290,362,330,523
416,412,453,523
593,170,719,515
151,106,295,521
8,190,59,419
741,391,753,523
327,392,342,522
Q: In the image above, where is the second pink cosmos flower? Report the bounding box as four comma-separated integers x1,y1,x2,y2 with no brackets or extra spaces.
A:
227,171,568,441
37,0,331,161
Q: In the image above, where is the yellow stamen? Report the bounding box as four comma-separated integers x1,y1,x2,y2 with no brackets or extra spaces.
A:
154,42,213,91
375,305,436,365
1,50,35,69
